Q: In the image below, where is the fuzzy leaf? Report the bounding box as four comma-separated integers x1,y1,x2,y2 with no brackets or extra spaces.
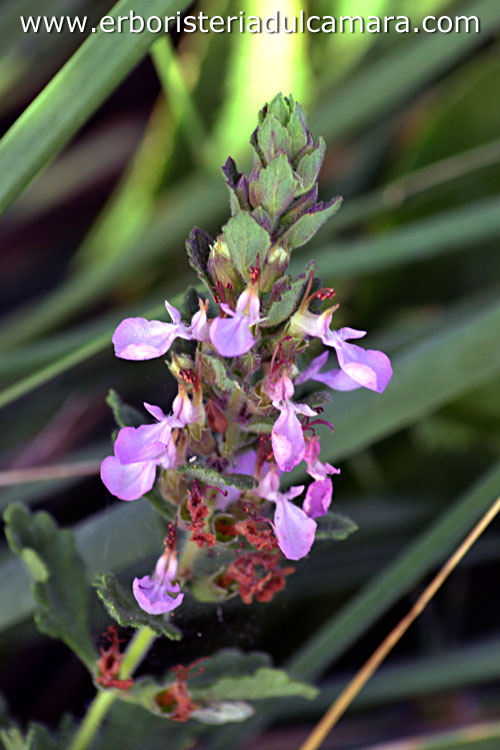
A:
177,464,257,491
315,510,358,541
222,212,270,280
257,114,291,164
188,649,318,701
296,137,326,193
3,504,96,670
93,573,182,640
267,93,291,126
243,416,274,435
106,389,143,429
199,351,242,392
185,227,213,284
301,390,333,409
194,667,318,702
258,153,298,220
282,197,343,248
262,274,308,328
288,101,309,161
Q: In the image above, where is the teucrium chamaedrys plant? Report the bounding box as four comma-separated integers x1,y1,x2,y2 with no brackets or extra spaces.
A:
3,94,392,744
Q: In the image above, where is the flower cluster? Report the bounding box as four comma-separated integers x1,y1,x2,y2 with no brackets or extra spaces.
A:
101,94,392,616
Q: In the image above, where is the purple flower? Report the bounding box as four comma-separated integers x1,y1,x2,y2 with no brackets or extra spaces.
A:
303,478,333,519
210,284,261,357
258,470,316,560
264,373,316,472
101,390,200,501
291,308,392,393
133,554,184,615
112,299,210,361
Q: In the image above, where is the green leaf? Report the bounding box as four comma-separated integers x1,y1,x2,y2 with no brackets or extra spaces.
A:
185,227,213,286
267,93,291,127
257,114,291,164
222,212,270,280
315,510,358,541
3,504,96,670
0,0,191,215
0,727,26,750
199,351,243,392
288,100,309,161
0,499,163,634
296,137,326,193
182,649,317,703
242,417,274,435
193,667,318,702
258,153,298,220
93,572,182,640
106,389,144,429
177,464,257,491
262,274,308,328
281,197,342,249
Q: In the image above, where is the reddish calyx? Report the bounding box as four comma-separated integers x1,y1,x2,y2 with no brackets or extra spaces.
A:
96,626,134,690
155,661,205,722
220,551,294,605
187,481,216,548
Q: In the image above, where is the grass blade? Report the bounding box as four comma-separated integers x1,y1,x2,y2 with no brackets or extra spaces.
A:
0,0,189,214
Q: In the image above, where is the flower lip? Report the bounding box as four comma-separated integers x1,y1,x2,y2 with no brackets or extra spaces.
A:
132,554,184,615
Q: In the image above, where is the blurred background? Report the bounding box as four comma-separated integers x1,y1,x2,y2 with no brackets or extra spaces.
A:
1,0,500,748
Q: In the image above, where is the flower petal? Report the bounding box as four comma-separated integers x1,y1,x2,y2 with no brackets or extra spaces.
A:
210,314,255,357
335,342,392,393
303,478,333,518
313,368,361,392
271,405,306,472
143,402,166,421
295,351,329,385
112,317,179,360
100,456,156,501
132,575,184,615
113,424,167,464
272,497,317,560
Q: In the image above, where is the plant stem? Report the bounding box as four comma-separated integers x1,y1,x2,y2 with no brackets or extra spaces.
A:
70,626,156,750
299,494,500,750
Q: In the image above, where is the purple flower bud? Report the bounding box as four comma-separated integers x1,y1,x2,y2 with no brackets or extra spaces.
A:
303,478,333,518
133,554,184,615
112,300,209,361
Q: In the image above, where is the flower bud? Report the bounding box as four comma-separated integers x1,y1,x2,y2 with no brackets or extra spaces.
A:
206,399,228,434
260,245,290,292
207,238,242,289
